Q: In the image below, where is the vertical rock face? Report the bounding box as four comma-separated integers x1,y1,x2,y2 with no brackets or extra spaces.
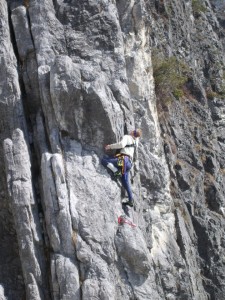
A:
0,0,225,299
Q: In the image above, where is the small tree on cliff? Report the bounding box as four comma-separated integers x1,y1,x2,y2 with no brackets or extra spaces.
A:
152,54,190,105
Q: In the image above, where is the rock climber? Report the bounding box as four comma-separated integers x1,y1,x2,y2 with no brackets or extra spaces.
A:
101,129,142,207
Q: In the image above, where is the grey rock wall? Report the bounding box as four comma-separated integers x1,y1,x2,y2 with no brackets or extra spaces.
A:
0,0,225,299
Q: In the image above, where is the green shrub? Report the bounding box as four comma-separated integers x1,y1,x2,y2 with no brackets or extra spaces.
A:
206,90,218,100
206,87,225,100
192,0,207,15
173,88,184,100
152,55,189,104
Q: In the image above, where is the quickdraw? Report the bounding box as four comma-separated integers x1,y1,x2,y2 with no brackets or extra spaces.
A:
115,154,125,174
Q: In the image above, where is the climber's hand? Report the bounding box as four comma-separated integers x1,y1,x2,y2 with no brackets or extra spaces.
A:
105,145,110,151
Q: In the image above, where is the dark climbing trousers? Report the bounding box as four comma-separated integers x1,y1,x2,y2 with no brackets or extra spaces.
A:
101,155,133,200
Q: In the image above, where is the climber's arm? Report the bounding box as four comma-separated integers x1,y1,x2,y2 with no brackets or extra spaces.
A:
105,135,128,150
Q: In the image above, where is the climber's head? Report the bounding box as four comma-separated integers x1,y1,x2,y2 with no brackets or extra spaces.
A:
132,128,142,138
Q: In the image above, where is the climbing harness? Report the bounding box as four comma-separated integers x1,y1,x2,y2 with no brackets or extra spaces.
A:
118,215,136,227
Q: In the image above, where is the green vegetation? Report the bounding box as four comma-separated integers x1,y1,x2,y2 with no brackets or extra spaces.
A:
152,55,189,105
173,88,184,100
206,90,218,100
192,0,207,16
206,89,225,100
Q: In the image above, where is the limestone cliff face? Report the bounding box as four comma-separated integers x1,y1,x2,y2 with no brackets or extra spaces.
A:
0,0,225,299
